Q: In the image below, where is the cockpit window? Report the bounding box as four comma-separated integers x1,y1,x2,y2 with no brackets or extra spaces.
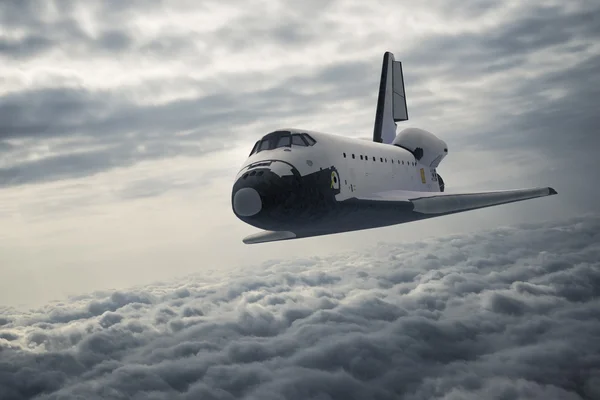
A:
302,134,316,145
249,130,316,156
292,134,307,146
258,139,270,152
276,135,291,148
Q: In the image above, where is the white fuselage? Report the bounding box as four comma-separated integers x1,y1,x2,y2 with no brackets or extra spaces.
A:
236,129,442,201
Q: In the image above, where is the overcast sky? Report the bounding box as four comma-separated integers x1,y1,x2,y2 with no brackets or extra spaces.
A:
1,0,599,309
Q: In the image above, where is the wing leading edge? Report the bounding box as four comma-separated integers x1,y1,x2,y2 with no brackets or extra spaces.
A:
243,230,296,244
355,186,557,215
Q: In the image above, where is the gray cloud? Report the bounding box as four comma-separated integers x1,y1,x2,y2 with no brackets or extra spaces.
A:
0,139,221,188
0,0,337,61
0,35,54,59
1,215,599,399
0,60,375,141
0,11,128,60
405,3,600,146
485,53,600,155
1,1,599,192
0,0,178,60
0,61,377,187
405,4,600,76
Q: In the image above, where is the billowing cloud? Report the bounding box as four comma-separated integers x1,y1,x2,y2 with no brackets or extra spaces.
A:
1,215,599,399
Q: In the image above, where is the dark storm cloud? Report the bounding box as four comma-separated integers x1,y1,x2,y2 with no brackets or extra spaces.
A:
1,215,599,399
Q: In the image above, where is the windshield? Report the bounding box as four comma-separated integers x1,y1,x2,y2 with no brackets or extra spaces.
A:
249,131,316,156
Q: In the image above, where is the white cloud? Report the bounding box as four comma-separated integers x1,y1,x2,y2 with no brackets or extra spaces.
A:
1,215,599,399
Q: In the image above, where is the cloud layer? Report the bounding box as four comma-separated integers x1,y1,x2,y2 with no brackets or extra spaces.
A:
1,215,599,399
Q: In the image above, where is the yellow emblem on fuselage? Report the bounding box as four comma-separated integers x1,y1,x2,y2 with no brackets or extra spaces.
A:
331,170,340,189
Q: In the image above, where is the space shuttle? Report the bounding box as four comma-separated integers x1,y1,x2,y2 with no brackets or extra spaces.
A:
231,52,557,244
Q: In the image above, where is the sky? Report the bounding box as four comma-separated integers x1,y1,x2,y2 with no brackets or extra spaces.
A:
2,0,599,307
1,0,599,398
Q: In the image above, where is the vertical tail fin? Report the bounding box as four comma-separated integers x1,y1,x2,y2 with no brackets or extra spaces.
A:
373,52,408,144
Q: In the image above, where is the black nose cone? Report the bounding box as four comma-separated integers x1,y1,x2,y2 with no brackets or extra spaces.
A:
233,187,262,216
231,162,303,230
